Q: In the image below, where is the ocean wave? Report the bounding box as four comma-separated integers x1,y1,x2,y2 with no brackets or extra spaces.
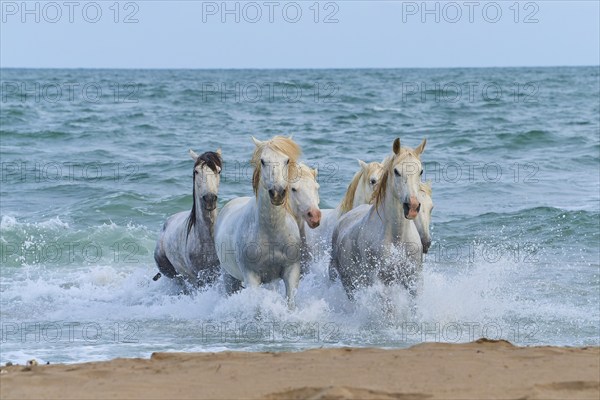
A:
0,216,155,269
1,215,70,231
1,248,597,364
1,67,598,362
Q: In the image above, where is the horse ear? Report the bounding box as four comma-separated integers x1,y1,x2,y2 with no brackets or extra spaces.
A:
216,148,222,157
189,149,199,161
357,159,368,171
288,134,294,140
251,136,262,146
415,138,427,156
312,168,318,178
393,138,401,155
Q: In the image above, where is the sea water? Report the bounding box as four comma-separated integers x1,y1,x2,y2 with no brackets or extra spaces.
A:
1,67,598,364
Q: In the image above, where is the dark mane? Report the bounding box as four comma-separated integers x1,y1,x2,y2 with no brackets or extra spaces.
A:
187,151,222,235
197,151,222,174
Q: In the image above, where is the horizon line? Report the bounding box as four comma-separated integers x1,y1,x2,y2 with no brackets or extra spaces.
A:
1,64,599,71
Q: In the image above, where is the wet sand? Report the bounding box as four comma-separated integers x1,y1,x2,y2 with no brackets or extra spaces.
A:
1,339,598,400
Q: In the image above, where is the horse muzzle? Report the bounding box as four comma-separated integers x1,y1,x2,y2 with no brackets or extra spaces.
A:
306,208,321,229
268,187,286,206
403,196,420,219
202,194,218,211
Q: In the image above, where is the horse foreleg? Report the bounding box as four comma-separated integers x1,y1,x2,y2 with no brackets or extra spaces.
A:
154,246,178,279
402,260,423,297
223,272,243,295
243,270,262,289
339,274,357,301
283,263,301,309
328,259,339,282
405,271,424,298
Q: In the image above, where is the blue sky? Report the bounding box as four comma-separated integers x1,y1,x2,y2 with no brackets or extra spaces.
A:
1,1,598,68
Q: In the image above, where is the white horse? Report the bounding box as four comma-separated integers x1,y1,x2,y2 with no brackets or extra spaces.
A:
214,136,303,307
341,160,385,211
154,149,222,287
305,160,384,261
330,138,426,299
415,182,433,253
287,163,321,272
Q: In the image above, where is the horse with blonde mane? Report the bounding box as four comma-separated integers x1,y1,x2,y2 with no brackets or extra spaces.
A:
214,136,303,307
330,138,426,299
305,160,383,263
340,160,384,213
154,149,222,287
287,163,321,272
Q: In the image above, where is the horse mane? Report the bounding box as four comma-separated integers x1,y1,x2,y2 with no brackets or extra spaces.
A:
372,147,420,212
419,180,432,195
251,136,301,211
187,151,222,235
339,169,363,213
340,161,382,213
296,162,317,181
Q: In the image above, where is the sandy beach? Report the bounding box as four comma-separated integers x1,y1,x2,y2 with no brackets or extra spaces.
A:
1,339,598,400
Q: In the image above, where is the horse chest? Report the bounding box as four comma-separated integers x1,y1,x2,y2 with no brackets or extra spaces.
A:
188,242,219,267
186,226,219,267
241,233,300,279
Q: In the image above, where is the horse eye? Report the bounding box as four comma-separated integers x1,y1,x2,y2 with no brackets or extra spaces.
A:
394,169,401,177
285,159,290,165
291,187,297,192
420,170,423,176
261,159,265,166
370,178,377,185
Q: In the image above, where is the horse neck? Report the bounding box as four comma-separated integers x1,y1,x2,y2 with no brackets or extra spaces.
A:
291,212,308,250
193,194,216,236
299,222,311,268
352,181,369,207
414,214,424,233
299,220,307,248
256,185,290,234
292,213,306,239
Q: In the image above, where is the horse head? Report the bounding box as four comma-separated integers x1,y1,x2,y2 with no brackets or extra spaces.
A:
251,136,301,207
374,137,426,220
189,148,222,211
289,163,321,228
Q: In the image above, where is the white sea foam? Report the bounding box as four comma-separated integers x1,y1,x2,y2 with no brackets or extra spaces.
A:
2,245,597,364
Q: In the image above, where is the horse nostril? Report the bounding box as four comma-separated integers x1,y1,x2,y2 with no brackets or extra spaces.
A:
307,211,313,218
203,194,217,203
417,204,421,212
268,189,275,197
281,189,286,197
